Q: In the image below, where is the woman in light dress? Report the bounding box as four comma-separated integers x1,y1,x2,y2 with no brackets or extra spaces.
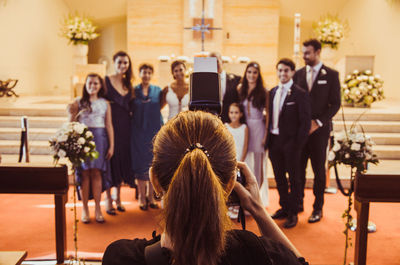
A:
161,60,189,120
237,62,269,205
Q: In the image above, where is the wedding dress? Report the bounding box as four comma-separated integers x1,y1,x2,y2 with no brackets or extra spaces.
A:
166,85,189,120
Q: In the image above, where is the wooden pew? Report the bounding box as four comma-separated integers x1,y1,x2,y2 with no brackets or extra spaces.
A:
0,164,69,264
354,172,400,265
0,251,27,265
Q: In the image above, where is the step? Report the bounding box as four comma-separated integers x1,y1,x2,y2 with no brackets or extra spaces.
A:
333,121,400,133
0,106,68,117
367,133,400,145
331,132,400,145
333,109,400,122
373,145,400,160
0,140,52,155
0,116,68,128
0,128,57,141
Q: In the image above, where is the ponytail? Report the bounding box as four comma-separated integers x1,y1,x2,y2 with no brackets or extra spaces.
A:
152,111,237,265
163,148,230,265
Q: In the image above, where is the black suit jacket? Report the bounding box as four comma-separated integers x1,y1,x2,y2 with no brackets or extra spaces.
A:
265,83,311,150
293,65,341,130
221,73,241,123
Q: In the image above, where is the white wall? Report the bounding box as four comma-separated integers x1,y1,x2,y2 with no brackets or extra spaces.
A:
0,0,74,96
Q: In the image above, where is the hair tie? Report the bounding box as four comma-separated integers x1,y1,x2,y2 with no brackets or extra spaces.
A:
185,143,210,158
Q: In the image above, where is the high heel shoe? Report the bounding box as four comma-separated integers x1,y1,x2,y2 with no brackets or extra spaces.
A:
81,208,90,224
116,204,126,212
95,210,105,223
105,198,116,215
146,197,159,209
139,204,148,211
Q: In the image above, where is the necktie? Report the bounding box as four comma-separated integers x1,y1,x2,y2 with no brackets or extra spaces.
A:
307,66,314,91
273,86,283,131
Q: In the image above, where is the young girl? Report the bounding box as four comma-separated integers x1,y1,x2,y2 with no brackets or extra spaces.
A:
225,103,248,219
225,103,248,162
68,73,114,224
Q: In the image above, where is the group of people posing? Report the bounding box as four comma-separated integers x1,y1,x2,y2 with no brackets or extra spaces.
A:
68,38,340,229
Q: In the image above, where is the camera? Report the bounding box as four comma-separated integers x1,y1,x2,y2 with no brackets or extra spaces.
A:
189,57,246,207
189,57,222,116
227,169,246,206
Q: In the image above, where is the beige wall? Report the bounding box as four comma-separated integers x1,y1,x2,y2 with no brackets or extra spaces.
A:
127,0,279,87
278,0,400,100
0,0,74,96
127,0,183,84
223,0,279,87
337,0,400,101
89,17,127,75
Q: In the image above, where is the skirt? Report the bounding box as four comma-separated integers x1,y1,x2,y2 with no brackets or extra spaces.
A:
75,127,112,199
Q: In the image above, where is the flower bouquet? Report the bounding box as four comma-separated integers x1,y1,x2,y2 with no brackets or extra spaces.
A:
49,122,98,263
61,15,99,45
342,70,384,107
313,14,346,50
50,122,98,166
328,122,378,265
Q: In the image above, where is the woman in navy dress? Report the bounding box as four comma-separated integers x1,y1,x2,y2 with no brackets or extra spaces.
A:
104,51,135,215
131,63,163,210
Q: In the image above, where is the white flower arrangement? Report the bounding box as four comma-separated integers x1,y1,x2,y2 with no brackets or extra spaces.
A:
328,127,378,172
49,122,99,167
342,69,384,107
61,15,99,45
313,14,347,50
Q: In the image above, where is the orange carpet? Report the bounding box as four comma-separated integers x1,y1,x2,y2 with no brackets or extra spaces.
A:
0,187,399,265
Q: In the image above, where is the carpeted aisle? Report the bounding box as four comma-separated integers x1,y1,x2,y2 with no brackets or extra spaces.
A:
0,187,399,265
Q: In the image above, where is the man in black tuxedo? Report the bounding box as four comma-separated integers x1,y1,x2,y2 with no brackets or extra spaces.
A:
266,58,311,228
209,52,241,123
293,39,341,223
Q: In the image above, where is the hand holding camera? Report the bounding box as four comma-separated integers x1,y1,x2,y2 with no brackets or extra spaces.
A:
234,161,263,216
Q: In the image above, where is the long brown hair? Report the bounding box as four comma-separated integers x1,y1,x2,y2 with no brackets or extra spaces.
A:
152,111,237,265
112,51,135,98
80,73,105,113
238,61,267,110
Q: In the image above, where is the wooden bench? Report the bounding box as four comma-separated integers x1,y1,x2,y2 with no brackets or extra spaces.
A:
354,172,400,265
0,164,69,264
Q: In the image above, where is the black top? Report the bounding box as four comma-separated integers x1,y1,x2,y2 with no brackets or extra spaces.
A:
102,230,307,265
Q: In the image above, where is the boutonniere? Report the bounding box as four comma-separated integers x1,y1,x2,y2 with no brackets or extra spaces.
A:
321,69,327,76
287,89,292,96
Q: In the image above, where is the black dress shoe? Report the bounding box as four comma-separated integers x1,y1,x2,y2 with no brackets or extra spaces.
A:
149,202,159,209
283,215,298,228
308,210,323,223
116,205,126,212
139,204,148,211
106,208,117,216
271,209,288,220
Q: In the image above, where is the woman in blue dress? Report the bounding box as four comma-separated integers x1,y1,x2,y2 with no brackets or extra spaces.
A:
131,63,163,210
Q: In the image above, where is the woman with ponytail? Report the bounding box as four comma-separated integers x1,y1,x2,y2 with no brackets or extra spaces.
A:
103,111,308,265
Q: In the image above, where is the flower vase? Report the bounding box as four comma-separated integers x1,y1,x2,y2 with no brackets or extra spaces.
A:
73,44,88,65
322,46,337,68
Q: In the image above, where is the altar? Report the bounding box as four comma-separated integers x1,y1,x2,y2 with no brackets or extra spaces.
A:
158,58,248,87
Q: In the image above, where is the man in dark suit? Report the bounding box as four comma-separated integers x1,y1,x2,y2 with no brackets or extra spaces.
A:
266,58,311,228
293,39,341,223
209,52,241,123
